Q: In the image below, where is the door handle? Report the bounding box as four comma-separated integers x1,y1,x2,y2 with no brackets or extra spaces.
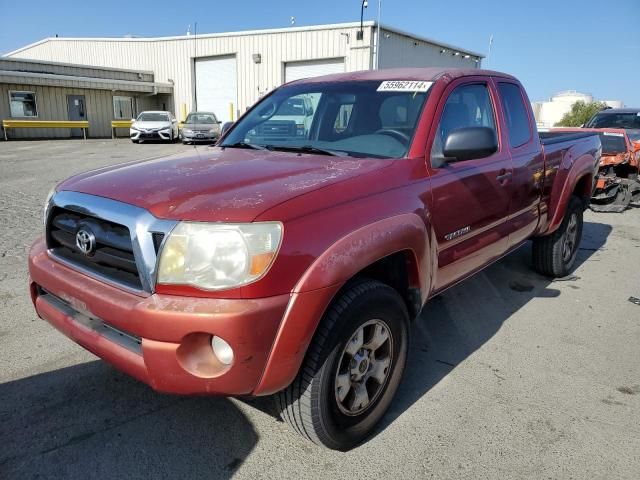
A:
496,170,512,183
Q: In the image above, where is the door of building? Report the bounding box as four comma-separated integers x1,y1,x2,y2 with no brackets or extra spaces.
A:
67,95,87,138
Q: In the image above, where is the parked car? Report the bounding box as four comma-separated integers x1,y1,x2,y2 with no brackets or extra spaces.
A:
543,127,640,212
180,111,222,144
584,108,640,142
245,95,316,143
130,111,178,143
31,68,600,451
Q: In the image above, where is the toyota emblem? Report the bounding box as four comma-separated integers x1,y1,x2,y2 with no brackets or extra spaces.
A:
75,229,96,256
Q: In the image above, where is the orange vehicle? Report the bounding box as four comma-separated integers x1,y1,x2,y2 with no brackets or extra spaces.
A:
546,128,640,212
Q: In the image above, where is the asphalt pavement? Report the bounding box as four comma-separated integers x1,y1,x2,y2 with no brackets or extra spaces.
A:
1,139,639,479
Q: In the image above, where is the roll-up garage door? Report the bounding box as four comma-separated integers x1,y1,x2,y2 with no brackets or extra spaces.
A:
284,58,345,82
195,56,238,123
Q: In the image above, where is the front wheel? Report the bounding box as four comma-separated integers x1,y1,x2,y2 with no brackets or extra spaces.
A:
532,195,584,277
275,280,409,450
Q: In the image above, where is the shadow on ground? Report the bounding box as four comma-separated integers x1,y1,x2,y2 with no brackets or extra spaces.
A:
376,221,612,437
0,361,257,479
0,222,611,476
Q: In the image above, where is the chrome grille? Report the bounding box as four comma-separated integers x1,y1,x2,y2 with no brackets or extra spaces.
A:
45,191,178,295
47,207,142,290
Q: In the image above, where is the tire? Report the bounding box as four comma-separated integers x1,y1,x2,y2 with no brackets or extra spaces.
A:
532,195,583,277
275,279,409,450
131,139,139,144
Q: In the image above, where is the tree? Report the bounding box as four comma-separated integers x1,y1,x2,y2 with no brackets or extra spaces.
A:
555,101,608,127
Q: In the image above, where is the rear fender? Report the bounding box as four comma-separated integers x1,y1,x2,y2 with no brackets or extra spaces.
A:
253,213,430,395
546,153,595,234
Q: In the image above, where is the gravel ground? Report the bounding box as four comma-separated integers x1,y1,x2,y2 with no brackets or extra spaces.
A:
1,139,639,479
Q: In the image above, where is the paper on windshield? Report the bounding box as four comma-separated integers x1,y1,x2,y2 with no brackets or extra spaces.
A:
377,81,434,93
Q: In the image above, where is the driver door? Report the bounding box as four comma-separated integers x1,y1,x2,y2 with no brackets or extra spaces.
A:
427,80,513,291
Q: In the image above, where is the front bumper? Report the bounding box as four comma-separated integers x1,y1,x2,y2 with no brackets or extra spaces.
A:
28,237,289,395
130,129,172,141
182,131,219,142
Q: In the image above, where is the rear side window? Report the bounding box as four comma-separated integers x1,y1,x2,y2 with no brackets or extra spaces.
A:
498,83,531,148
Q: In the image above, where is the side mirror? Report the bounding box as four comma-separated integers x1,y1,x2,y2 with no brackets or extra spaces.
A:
443,127,498,162
221,122,234,135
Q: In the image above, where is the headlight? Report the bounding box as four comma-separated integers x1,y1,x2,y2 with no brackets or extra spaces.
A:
44,188,55,226
157,222,283,290
183,129,193,135
130,125,139,131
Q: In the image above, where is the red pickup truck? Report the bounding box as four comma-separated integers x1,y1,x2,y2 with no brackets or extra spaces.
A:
29,68,600,450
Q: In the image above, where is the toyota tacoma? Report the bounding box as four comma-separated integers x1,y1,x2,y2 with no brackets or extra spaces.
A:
29,68,600,450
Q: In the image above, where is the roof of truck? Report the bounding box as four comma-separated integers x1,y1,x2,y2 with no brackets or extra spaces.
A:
595,108,640,114
290,67,517,85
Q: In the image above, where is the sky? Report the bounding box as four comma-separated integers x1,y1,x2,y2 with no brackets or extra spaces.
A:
0,0,638,105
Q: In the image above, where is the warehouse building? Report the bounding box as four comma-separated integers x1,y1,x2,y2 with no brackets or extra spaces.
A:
4,21,482,128
0,57,173,139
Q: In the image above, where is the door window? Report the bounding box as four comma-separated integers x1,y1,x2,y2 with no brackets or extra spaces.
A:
498,83,531,148
431,83,497,165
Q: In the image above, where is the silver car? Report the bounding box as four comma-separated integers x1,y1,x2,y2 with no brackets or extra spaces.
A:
180,112,222,144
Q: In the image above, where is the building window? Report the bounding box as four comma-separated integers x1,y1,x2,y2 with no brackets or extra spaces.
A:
9,91,38,117
113,96,134,119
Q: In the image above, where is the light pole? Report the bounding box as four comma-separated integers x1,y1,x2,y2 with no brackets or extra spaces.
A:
375,0,381,69
357,0,368,40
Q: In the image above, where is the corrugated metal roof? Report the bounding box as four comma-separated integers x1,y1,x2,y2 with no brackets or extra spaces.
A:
4,21,483,59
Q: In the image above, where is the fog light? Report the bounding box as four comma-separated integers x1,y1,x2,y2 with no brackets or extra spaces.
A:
211,336,234,365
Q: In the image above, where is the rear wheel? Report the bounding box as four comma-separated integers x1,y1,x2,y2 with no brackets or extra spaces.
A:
532,195,583,277
275,279,409,450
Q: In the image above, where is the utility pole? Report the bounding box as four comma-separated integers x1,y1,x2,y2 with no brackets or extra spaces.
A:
486,34,493,68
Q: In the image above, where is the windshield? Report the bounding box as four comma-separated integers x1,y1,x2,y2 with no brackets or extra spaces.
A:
221,80,431,158
137,112,169,122
585,112,640,129
598,133,627,154
185,113,217,124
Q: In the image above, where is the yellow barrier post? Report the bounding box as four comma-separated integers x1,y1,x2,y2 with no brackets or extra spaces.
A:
111,120,133,139
229,103,235,122
2,120,89,140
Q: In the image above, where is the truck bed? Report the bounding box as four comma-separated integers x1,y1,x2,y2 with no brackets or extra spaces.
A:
538,131,599,145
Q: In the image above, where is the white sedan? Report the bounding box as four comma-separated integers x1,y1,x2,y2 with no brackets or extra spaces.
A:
130,111,179,143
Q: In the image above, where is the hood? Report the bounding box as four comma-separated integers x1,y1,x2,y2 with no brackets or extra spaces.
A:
58,148,392,222
600,152,631,167
133,121,171,130
183,123,219,130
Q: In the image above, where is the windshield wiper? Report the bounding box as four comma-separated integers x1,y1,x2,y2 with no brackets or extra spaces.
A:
264,144,345,156
222,142,267,151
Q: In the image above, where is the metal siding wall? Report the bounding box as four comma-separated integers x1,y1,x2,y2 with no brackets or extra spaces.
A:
378,30,480,70
0,82,167,138
8,25,375,120
0,59,154,82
